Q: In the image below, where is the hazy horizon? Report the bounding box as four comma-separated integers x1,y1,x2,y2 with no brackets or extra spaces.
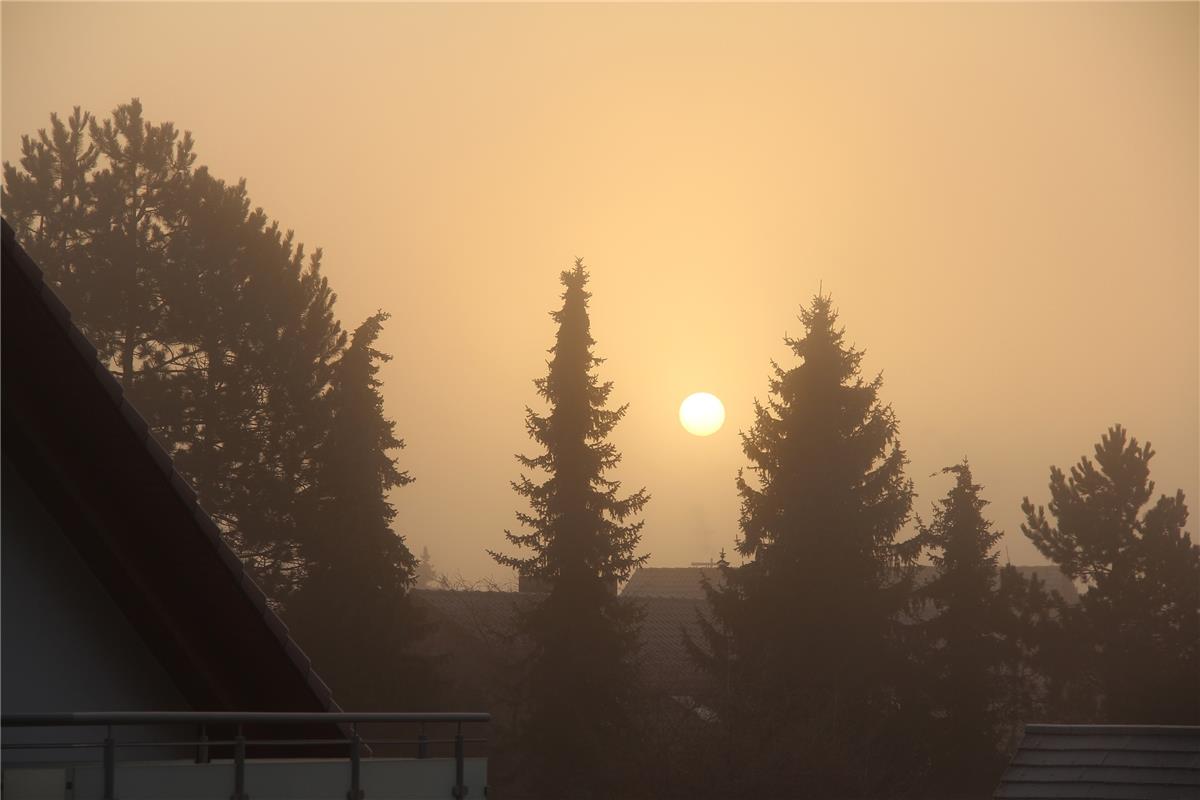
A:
4,2,1197,584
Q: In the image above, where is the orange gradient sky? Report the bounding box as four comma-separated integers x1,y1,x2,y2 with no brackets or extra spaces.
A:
3,2,1197,583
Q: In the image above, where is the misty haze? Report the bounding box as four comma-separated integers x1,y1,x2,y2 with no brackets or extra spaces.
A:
1,3,1197,800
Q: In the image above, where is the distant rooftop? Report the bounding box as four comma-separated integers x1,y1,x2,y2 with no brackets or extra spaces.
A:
621,567,723,600
995,724,1200,799
620,564,1079,603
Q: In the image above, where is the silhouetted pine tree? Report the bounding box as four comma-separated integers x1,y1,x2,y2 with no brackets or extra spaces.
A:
917,461,1007,796
690,293,918,798
286,313,429,709
2,101,192,390
489,259,649,798
2,100,348,597
157,166,347,596
1022,425,1200,723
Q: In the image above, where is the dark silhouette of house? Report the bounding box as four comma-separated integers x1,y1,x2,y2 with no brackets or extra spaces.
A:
994,724,1200,799
1,219,336,720
1,219,488,798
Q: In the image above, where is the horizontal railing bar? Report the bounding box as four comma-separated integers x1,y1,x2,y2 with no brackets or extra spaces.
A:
108,738,354,748
240,739,354,747
357,743,484,748
1,742,104,750
3,738,491,750
2,712,490,727
5,736,490,750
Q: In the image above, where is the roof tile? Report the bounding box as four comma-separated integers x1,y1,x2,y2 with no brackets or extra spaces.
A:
995,725,1200,799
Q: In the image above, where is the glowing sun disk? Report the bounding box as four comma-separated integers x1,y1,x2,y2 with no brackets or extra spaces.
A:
680,392,725,437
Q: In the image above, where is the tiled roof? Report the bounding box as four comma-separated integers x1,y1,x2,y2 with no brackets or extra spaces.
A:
414,588,532,644
630,595,710,694
621,567,723,599
995,724,1200,799
2,218,339,715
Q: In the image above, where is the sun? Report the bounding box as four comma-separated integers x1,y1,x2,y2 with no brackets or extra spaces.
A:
679,392,726,437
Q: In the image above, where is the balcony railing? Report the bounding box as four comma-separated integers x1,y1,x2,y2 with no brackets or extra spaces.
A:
1,711,490,800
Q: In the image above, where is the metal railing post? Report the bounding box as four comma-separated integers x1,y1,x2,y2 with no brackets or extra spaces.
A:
451,721,467,799
1,710,491,800
347,723,362,800
103,725,116,800
196,723,210,764
231,724,247,800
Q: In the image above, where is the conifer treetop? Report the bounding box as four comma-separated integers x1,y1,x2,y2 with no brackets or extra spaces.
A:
491,258,648,584
736,292,914,570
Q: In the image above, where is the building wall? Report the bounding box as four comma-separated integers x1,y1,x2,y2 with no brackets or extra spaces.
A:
1,455,188,713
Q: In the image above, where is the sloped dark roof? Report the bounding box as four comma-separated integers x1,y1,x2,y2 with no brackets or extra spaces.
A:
414,588,533,646
621,567,722,600
632,595,709,694
1,219,338,717
995,724,1200,799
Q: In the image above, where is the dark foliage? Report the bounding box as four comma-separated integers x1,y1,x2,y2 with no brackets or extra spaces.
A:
489,259,649,798
689,294,920,798
3,100,426,706
9,101,1198,800
285,314,432,709
916,461,1008,795
1022,424,1200,723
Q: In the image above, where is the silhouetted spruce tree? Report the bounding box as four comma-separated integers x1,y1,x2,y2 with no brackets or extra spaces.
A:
1022,425,1200,723
917,461,1008,796
286,314,430,709
690,294,918,798
489,259,649,798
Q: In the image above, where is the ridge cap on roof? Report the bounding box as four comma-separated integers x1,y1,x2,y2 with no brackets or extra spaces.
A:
1,217,337,713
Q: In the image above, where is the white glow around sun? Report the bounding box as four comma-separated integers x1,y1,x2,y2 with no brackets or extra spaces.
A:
679,392,726,437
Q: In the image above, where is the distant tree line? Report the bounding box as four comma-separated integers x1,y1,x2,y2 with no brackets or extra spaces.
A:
5,100,1197,799
491,274,1198,799
669,298,1198,799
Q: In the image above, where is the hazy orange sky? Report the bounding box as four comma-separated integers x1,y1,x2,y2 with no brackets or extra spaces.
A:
4,2,1197,584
